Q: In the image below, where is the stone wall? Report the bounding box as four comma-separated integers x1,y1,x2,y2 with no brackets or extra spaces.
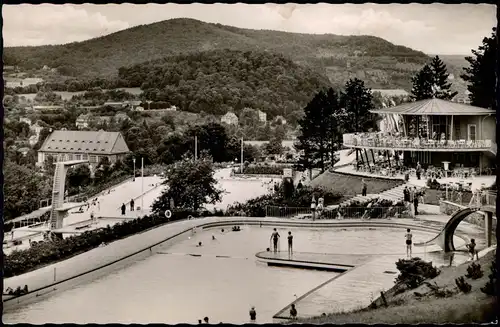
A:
439,200,497,232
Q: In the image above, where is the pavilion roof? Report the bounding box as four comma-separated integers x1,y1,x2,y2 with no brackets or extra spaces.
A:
370,98,496,116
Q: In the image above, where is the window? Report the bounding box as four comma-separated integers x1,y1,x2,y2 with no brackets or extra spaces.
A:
468,124,476,141
90,155,97,163
75,154,82,160
67,154,74,161
82,154,88,160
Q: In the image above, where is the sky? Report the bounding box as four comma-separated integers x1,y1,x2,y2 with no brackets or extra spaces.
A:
3,3,496,55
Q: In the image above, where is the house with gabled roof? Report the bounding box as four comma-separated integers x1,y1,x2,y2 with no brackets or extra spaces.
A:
37,130,130,166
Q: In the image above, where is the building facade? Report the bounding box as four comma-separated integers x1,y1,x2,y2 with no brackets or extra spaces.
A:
37,130,131,166
257,110,267,123
221,112,239,125
343,98,496,174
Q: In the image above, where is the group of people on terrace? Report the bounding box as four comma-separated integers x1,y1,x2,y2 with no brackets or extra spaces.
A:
347,131,492,150
355,153,489,180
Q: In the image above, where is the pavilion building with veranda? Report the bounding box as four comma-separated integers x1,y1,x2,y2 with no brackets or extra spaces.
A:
342,98,496,175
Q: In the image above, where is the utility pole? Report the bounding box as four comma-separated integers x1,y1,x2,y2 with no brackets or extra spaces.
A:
195,135,198,161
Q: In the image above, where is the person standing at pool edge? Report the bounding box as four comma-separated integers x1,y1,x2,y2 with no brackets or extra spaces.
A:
249,306,256,322
405,229,413,258
287,231,293,256
270,228,280,252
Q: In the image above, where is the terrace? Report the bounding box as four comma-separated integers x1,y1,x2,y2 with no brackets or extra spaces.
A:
343,132,496,153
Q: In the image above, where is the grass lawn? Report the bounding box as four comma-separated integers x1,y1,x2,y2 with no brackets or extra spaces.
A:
299,250,497,324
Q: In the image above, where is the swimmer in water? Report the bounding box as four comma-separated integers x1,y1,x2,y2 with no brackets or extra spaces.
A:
197,242,203,247
212,234,216,240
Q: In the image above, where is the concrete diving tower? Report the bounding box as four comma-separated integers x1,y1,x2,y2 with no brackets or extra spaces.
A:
49,160,90,232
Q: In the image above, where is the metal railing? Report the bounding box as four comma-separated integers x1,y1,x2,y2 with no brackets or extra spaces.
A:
343,133,495,151
469,190,497,208
265,205,408,219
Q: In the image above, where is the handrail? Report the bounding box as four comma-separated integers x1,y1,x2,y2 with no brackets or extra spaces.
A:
343,133,496,150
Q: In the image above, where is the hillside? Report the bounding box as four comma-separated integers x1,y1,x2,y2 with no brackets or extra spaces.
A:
118,49,330,117
4,18,433,89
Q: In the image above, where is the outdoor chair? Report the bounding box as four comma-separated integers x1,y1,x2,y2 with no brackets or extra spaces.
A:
484,139,492,147
447,140,455,148
466,140,474,148
457,139,466,148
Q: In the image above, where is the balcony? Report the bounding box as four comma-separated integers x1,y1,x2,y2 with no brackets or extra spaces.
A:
343,132,496,152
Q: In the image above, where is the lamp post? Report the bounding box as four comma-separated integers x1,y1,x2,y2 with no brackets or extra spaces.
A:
132,158,136,182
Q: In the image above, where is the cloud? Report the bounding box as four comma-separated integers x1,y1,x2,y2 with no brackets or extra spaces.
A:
2,4,495,55
2,4,130,46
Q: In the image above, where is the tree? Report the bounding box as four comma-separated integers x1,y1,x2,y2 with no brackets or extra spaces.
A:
461,27,497,109
239,108,260,127
429,56,458,100
4,161,51,220
411,57,458,101
295,88,340,173
152,154,223,213
340,78,376,133
410,64,434,101
188,122,230,162
264,136,284,155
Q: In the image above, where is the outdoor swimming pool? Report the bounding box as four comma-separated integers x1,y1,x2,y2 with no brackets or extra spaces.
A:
3,225,463,324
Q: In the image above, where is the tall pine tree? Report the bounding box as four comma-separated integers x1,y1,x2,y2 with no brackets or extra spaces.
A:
461,27,497,109
411,64,435,100
429,56,458,100
295,88,341,173
340,78,376,133
411,57,457,101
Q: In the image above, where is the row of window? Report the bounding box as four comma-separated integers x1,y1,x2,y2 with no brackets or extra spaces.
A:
45,153,115,164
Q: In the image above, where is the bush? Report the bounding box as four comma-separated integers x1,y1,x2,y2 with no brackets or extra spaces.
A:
466,262,484,280
395,257,441,289
481,258,497,296
455,276,472,293
227,186,343,217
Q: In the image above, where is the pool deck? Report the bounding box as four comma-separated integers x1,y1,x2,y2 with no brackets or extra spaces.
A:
272,248,475,320
274,254,400,319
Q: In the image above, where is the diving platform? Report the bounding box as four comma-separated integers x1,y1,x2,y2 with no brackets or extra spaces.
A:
256,251,372,272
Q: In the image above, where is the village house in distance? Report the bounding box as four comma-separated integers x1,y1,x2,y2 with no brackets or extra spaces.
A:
37,130,131,166
343,98,496,174
221,111,239,125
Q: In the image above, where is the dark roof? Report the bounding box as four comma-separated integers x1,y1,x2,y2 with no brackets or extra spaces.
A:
370,98,496,116
39,130,130,154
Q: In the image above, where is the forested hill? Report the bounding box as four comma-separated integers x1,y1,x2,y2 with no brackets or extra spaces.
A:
5,18,432,89
118,49,330,117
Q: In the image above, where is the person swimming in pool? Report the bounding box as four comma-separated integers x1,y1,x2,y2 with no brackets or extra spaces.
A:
270,228,280,253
